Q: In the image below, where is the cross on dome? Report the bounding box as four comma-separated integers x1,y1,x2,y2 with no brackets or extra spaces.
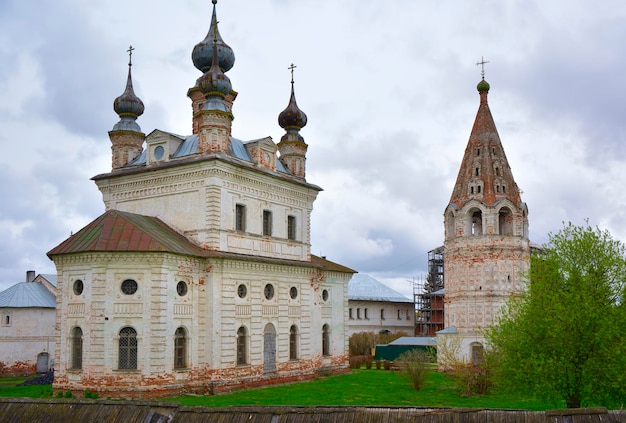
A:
127,45,134,66
288,63,297,84
476,56,489,80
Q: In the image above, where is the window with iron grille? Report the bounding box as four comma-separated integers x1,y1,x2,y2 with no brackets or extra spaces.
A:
235,204,246,232
237,326,248,365
289,325,298,360
174,327,187,369
263,210,272,236
322,324,330,356
71,327,83,370
118,327,138,370
287,215,296,240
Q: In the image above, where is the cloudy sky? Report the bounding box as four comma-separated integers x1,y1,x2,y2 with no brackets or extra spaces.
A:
1,0,626,297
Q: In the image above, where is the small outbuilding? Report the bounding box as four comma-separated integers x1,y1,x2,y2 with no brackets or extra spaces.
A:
374,336,436,361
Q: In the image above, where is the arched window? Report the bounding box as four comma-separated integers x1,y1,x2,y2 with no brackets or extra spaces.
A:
174,327,187,369
289,325,299,360
322,324,330,356
499,207,513,236
118,327,138,370
469,209,483,236
237,326,248,365
71,327,83,370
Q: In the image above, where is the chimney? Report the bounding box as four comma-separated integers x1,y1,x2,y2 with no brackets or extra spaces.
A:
26,270,36,282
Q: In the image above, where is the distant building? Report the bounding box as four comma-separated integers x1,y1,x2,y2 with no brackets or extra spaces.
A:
415,246,444,336
347,274,414,336
0,271,57,373
439,76,530,363
48,1,353,397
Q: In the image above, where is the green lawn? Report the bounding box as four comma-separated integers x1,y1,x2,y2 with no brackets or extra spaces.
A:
0,375,52,398
0,370,560,410
165,370,559,410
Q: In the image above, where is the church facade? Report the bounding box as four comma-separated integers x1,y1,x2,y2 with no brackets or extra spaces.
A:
48,1,353,397
438,76,530,364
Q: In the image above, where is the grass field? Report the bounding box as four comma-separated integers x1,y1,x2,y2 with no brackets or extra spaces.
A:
165,370,559,410
0,370,560,410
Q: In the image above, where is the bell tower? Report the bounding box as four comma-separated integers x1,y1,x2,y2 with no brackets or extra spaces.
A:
439,65,530,363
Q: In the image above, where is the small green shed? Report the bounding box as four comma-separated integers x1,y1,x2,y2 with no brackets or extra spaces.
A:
374,336,437,361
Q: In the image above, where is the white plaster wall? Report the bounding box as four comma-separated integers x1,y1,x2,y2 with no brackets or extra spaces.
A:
0,307,56,367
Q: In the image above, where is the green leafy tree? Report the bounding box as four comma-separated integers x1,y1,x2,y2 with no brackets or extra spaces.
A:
487,222,626,408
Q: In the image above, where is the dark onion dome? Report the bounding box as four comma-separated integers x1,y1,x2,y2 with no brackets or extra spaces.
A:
112,64,144,132
192,0,235,73
278,82,307,130
477,78,490,92
198,45,232,98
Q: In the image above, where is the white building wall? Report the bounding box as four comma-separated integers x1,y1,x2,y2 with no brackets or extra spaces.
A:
347,300,414,336
0,307,56,369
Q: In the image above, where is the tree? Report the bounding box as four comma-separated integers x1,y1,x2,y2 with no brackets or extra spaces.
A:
486,222,626,408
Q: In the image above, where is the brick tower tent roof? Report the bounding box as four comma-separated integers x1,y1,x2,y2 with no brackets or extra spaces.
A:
448,80,522,209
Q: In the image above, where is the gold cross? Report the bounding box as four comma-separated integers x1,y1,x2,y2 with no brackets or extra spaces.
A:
476,56,489,79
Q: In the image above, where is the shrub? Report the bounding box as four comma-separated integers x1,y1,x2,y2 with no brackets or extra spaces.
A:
397,349,434,391
349,331,409,357
349,332,376,356
436,336,493,396
449,361,493,396
84,390,99,399
349,356,364,369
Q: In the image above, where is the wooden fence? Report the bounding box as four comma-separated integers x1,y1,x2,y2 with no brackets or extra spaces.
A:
0,399,624,423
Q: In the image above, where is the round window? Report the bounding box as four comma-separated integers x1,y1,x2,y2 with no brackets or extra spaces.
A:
322,289,329,302
154,145,165,160
237,284,247,298
290,286,298,299
73,279,84,295
121,279,138,295
176,281,188,296
264,284,275,300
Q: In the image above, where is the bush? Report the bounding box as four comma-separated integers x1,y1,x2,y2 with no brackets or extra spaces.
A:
349,331,409,357
349,332,376,356
436,337,493,397
397,349,434,390
349,356,366,369
84,389,99,399
449,361,493,396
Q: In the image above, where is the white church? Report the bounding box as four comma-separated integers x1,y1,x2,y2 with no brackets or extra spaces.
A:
48,1,354,397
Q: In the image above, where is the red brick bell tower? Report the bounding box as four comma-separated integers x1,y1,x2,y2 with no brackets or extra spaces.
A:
439,67,530,364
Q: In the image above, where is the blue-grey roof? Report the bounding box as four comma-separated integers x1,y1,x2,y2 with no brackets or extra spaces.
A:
126,133,291,174
39,274,57,287
388,336,437,347
437,326,457,334
0,282,56,308
348,274,413,303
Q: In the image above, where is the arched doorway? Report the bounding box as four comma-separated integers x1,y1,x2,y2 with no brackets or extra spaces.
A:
263,323,276,373
36,352,49,373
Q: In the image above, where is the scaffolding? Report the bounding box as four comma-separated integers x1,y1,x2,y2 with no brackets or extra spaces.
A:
414,246,445,336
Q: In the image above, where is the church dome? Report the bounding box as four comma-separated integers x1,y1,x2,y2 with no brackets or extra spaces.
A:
197,48,232,99
278,81,307,130
192,0,235,73
113,68,144,120
112,48,144,132
477,79,490,92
